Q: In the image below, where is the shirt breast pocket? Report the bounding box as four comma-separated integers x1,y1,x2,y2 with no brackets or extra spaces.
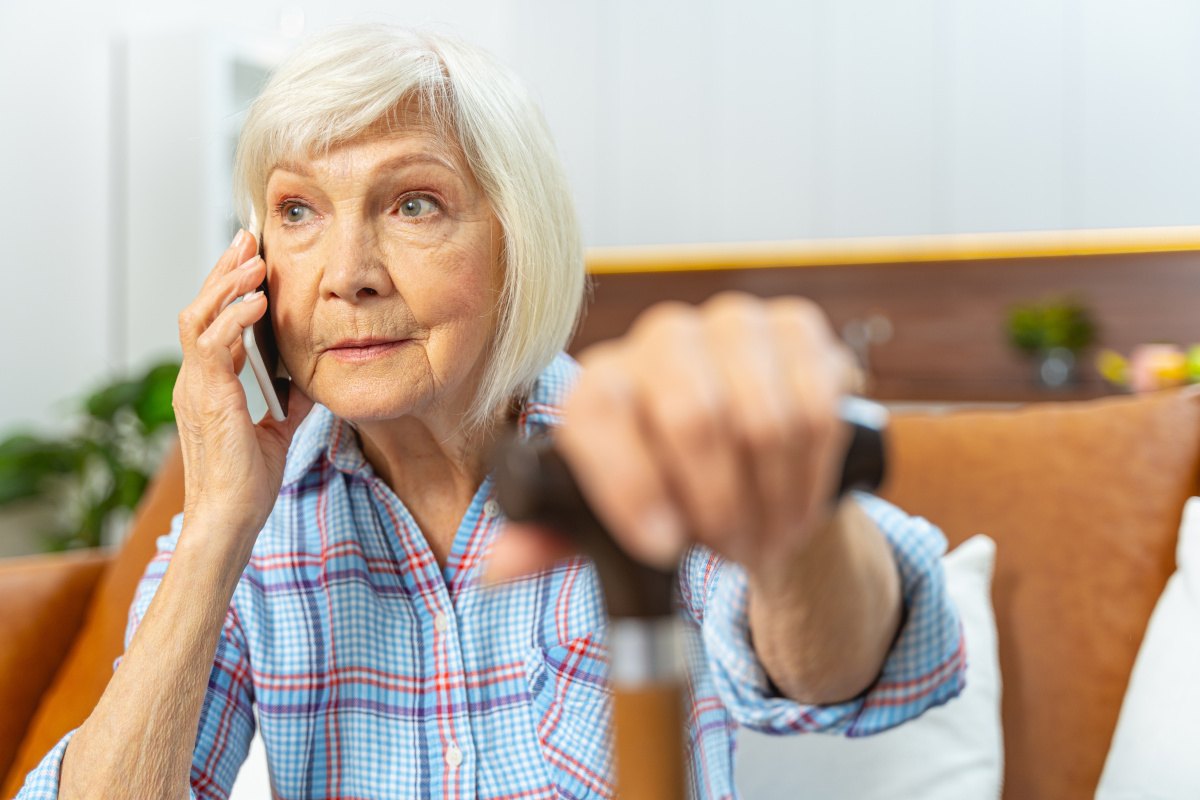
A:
524,634,615,799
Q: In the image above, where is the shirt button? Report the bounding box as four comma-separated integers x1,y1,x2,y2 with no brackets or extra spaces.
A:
434,612,449,633
445,744,463,767
483,499,501,519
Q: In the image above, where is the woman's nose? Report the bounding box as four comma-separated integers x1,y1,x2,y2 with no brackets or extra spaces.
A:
319,226,394,301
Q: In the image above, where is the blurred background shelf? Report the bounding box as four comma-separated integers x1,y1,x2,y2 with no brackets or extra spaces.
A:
868,380,1117,404
576,231,1200,404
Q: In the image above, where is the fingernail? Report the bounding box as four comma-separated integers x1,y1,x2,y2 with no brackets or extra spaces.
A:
640,504,685,564
242,290,264,302
238,255,262,270
232,229,246,248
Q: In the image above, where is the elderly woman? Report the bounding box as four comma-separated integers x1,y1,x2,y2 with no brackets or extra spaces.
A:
19,26,963,800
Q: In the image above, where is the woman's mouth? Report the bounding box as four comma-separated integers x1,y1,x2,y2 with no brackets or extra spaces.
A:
325,338,411,363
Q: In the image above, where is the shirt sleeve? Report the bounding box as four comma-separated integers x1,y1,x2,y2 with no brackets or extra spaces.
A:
12,731,76,800
678,493,966,737
15,513,256,800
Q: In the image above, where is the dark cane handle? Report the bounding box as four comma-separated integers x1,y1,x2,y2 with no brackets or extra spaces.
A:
493,397,888,617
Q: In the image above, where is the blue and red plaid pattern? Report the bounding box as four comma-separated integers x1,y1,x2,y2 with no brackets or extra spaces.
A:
18,352,964,800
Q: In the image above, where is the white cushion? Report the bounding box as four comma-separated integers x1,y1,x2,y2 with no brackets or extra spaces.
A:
1095,497,1200,800
735,534,1003,800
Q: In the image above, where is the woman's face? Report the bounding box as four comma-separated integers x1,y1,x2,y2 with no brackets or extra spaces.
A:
262,124,503,424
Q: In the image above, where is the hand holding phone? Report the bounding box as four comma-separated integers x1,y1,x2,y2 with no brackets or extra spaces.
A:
242,239,291,421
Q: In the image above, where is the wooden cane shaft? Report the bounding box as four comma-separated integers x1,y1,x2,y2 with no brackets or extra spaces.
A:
612,684,687,800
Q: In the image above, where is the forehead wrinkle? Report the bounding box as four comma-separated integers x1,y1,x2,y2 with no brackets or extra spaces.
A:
272,149,464,188
273,158,314,178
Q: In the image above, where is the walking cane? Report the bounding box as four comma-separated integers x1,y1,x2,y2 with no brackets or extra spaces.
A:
495,397,888,799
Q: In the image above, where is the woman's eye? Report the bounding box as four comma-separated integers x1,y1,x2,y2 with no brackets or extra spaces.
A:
399,197,438,218
281,203,311,224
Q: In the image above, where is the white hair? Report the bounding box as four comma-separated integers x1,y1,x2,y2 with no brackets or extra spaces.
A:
233,25,585,431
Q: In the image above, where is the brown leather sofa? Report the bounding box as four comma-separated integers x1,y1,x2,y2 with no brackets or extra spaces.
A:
2,388,1198,800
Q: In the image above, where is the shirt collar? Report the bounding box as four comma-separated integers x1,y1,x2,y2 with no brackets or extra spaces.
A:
281,351,581,488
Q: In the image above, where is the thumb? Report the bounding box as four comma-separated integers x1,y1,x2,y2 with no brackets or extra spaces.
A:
485,521,578,584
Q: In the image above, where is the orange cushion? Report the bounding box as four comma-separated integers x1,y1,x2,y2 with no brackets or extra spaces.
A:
1,442,184,798
881,389,1200,800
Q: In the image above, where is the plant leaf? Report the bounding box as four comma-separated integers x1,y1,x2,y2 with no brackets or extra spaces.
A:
135,363,181,433
0,470,44,505
86,379,144,422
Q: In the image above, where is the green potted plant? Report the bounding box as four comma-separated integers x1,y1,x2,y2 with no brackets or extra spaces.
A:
0,362,180,551
1006,296,1097,388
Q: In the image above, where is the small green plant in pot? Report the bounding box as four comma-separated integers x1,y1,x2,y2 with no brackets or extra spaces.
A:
0,362,180,551
1006,296,1097,388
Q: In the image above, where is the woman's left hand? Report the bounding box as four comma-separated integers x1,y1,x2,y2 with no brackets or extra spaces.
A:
490,291,856,586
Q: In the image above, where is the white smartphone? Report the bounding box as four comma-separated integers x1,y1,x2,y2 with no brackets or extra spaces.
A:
241,237,290,422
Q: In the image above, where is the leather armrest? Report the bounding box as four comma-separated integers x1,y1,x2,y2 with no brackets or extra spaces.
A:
1,439,185,798
0,550,110,784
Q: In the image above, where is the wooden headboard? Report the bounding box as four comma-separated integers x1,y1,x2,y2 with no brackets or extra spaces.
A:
574,227,1200,402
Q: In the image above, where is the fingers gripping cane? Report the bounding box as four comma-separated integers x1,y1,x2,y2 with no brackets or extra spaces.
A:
495,397,889,799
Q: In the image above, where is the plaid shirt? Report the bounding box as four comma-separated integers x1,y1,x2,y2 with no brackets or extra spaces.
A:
19,352,964,800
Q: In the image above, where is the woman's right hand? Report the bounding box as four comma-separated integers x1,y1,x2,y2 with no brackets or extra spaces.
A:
173,230,313,549
57,231,315,800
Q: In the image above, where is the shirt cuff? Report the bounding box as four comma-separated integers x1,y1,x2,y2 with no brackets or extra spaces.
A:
700,493,966,737
14,728,199,800
14,730,74,799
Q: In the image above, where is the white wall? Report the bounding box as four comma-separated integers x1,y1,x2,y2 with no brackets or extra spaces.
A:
1,0,117,432
5,0,1200,434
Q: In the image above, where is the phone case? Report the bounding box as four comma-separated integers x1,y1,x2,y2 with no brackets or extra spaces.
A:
242,282,290,422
